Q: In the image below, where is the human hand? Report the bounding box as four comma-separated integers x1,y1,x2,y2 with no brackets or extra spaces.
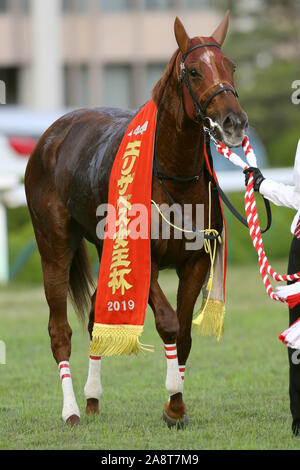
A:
243,167,265,191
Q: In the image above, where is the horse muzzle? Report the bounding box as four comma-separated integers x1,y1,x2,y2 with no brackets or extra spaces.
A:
220,111,248,148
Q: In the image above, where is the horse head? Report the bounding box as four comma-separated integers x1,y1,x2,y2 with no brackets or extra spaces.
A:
153,11,248,148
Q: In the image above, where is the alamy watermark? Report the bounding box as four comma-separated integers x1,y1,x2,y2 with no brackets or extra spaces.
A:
291,80,300,105
0,80,6,105
0,340,6,365
96,202,206,251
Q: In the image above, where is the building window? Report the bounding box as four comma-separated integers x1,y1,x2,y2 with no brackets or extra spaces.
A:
64,65,90,107
103,65,133,109
62,0,89,13
0,0,31,14
144,63,166,102
62,0,72,12
101,0,132,11
144,0,172,9
180,0,210,8
0,68,18,104
16,0,30,14
0,0,7,13
22,0,30,13
78,64,89,106
64,66,73,106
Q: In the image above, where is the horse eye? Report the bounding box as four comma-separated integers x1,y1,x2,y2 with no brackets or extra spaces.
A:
189,68,199,78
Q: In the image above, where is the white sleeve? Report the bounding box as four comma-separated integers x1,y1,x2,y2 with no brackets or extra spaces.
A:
259,178,300,210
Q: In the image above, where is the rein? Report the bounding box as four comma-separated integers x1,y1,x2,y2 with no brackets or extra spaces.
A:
153,148,201,184
152,149,223,241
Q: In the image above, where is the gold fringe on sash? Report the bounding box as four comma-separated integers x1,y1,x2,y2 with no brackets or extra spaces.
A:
89,323,154,356
193,298,225,341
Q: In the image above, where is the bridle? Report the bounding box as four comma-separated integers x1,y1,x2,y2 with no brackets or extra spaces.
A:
154,41,239,186
153,41,272,237
178,42,238,125
153,42,241,240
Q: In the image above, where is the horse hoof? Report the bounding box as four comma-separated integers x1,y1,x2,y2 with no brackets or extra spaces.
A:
85,398,100,415
163,408,189,430
66,414,81,426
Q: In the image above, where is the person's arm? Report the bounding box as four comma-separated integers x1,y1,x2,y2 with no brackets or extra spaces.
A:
244,167,300,210
259,179,300,210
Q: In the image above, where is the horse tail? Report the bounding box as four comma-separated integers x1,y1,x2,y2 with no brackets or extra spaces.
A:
68,240,96,324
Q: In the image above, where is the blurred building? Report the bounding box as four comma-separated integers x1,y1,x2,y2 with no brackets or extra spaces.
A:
0,0,222,110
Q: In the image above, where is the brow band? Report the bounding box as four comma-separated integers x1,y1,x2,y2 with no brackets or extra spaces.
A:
181,43,221,62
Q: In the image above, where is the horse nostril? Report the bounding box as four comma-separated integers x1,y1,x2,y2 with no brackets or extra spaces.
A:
223,114,235,133
223,112,248,134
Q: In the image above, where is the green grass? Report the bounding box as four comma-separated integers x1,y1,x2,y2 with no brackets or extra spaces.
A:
1,262,300,450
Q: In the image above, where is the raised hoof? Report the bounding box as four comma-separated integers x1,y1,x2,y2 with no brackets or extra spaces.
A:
85,398,100,415
66,414,81,426
163,408,189,430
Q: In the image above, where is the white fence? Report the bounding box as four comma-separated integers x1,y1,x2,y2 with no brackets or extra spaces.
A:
217,167,294,192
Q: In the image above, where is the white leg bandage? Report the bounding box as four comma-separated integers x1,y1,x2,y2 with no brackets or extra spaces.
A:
58,361,80,422
164,344,183,396
84,355,102,400
179,365,186,382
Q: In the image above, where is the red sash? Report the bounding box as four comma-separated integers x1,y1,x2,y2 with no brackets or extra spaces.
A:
90,100,157,356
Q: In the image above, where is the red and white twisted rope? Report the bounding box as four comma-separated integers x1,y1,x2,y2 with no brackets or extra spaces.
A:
216,136,300,310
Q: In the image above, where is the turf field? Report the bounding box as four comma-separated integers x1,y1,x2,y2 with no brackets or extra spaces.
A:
1,262,300,450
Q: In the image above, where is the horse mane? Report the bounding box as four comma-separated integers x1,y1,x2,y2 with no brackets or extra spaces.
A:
152,48,179,106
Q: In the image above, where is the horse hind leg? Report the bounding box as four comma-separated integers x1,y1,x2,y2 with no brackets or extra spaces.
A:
84,290,102,415
31,199,87,425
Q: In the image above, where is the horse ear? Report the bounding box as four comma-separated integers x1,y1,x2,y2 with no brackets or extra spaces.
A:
174,17,190,54
212,10,230,46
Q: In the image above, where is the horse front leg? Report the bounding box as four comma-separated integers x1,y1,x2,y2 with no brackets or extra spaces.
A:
169,255,210,426
149,264,185,427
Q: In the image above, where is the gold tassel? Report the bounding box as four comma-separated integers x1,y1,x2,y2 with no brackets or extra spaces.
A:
206,273,213,292
89,323,154,356
193,298,225,340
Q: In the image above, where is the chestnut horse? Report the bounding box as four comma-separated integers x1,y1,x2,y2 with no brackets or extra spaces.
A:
25,13,248,427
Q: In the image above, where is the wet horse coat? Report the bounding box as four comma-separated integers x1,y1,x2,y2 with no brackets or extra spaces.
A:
25,13,248,426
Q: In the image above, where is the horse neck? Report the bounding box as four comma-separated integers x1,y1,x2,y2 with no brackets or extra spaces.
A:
155,91,205,179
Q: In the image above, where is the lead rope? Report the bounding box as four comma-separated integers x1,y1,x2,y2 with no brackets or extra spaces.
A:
216,135,300,310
